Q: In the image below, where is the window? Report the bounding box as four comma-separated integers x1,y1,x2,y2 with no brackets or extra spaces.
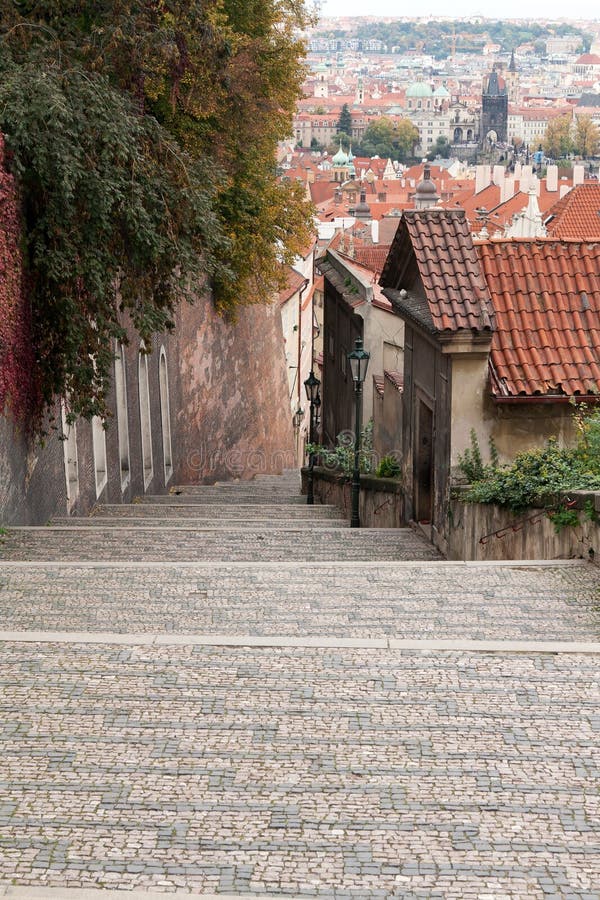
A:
114,342,130,491
61,402,79,508
138,345,154,489
92,416,108,498
159,348,173,485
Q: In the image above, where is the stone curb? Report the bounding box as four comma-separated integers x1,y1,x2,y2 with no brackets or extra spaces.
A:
0,888,275,899
1,631,599,654
0,559,588,568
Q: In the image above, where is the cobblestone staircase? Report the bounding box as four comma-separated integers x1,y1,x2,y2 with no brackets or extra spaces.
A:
1,471,600,898
1,470,442,562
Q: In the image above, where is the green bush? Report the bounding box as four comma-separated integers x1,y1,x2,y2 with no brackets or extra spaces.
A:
375,455,401,479
307,420,373,479
463,408,600,514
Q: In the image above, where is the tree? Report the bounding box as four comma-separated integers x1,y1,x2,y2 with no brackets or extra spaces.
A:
337,103,353,136
356,117,418,162
394,119,420,162
426,135,450,162
0,0,315,426
573,115,600,159
543,115,573,159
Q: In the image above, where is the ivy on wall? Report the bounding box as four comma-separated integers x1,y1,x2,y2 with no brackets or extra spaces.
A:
0,134,36,425
0,1,315,431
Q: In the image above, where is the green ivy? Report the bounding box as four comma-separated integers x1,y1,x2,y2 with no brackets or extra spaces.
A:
375,455,401,479
463,409,600,514
0,59,229,425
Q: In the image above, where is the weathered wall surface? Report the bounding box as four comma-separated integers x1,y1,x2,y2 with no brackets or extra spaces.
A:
174,297,295,484
446,490,600,561
302,466,404,528
0,295,295,524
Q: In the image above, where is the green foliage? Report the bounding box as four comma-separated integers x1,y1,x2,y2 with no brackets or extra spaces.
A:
355,117,418,163
0,0,314,425
464,409,600,514
457,429,498,483
0,61,225,423
375,455,401,479
547,505,580,533
337,103,353,136
307,419,374,479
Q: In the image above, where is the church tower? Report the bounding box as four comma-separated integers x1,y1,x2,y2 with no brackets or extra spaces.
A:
504,50,519,105
480,65,508,146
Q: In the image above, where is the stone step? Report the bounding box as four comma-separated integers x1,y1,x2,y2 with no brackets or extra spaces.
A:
0,561,596,642
51,516,350,529
138,493,308,504
0,526,442,562
94,503,342,519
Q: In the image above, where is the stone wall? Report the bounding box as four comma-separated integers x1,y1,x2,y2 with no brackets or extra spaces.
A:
301,466,403,528
1,295,295,525
445,489,600,562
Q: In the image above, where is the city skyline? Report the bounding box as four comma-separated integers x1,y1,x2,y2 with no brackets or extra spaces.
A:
317,0,600,23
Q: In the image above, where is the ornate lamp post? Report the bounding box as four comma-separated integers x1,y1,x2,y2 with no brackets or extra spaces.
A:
347,338,370,528
304,370,321,505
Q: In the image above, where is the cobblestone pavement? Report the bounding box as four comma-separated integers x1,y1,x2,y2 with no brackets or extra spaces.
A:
1,472,600,898
0,526,442,562
1,562,599,640
0,644,599,898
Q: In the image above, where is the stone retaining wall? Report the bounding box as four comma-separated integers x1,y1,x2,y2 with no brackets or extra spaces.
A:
301,467,403,528
446,489,600,562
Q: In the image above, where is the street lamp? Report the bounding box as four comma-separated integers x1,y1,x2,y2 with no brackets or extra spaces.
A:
293,406,304,431
347,337,370,528
304,370,321,505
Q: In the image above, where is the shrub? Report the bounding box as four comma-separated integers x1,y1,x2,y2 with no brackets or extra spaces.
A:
307,420,373,479
375,455,401,479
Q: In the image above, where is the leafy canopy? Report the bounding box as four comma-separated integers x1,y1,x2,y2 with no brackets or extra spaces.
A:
0,0,314,426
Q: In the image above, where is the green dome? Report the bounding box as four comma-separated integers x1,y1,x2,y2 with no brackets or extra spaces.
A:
332,141,349,166
406,81,433,98
433,84,450,97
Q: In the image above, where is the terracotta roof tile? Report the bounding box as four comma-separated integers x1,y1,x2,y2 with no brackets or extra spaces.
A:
477,239,600,398
278,267,307,306
545,184,600,240
384,370,404,392
373,374,385,397
380,209,494,334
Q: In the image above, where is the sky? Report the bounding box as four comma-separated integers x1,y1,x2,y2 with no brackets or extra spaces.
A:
316,0,599,22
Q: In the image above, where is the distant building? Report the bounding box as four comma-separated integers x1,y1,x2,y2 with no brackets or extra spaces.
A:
481,67,508,146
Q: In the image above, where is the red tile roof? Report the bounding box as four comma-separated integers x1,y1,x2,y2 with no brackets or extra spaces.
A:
380,209,494,334
278,267,307,306
545,184,600,240
384,370,404,392
477,239,600,398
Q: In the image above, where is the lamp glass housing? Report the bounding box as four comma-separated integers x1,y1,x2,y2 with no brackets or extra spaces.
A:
304,370,320,402
347,338,370,384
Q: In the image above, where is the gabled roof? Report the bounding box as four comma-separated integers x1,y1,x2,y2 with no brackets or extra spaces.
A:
379,209,494,334
278,267,307,306
545,184,600,241
477,239,600,398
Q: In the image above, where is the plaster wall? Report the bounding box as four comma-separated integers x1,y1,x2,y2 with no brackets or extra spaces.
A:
449,353,489,466
174,296,295,485
361,304,404,424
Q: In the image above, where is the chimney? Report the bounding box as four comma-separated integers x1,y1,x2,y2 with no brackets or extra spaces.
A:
475,165,491,194
492,164,505,186
514,162,522,179
371,219,379,243
546,164,558,192
559,184,571,199
573,164,585,186
501,175,515,203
